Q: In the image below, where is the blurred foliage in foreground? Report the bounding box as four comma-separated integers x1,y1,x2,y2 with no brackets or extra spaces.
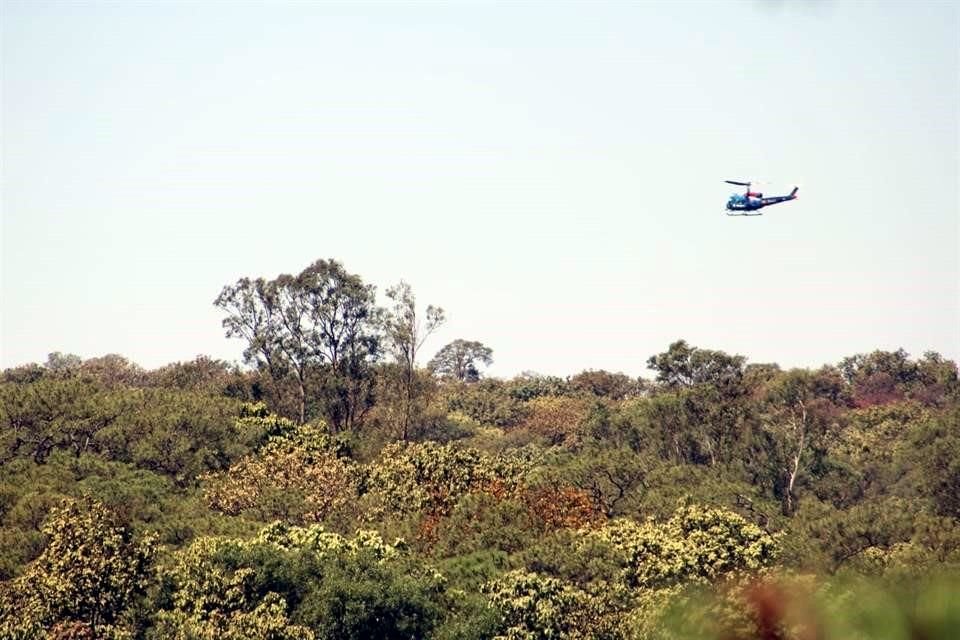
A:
645,573,960,640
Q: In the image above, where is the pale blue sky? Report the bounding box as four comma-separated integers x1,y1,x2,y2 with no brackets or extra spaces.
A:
2,1,958,378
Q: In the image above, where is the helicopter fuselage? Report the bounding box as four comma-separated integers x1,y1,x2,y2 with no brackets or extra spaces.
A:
726,187,798,214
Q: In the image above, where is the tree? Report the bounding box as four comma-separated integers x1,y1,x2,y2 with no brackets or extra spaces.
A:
0,377,125,465
295,260,381,431
44,352,82,376
214,275,293,411
758,369,835,516
646,340,746,394
839,348,917,387
299,549,446,640
425,492,539,557
581,503,779,590
150,595,313,640
909,352,960,406
762,372,811,516
443,378,528,428
215,259,381,428
839,348,921,407
1,362,46,384
79,354,146,388
364,441,538,518
153,522,445,640
506,373,569,401
429,340,493,382
519,396,591,448
202,422,357,524
902,406,960,519
568,370,644,400
383,281,445,440
370,364,449,442
483,570,603,640
147,355,252,397
11,353,146,389
629,390,707,465
93,388,246,484
0,498,156,638
559,447,649,517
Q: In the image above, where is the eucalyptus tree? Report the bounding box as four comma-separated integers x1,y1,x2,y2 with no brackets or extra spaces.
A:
759,369,838,516
383,281,444,440
644,340,750,467
215,259,381,428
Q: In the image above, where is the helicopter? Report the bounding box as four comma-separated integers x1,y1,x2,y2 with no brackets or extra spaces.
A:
725,180,798,216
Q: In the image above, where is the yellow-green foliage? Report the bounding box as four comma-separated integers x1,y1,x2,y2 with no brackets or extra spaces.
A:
364,441,540,516
833,402,930,467
484,570,613,640
252,520,406,561
583,503,779,590
485,504,779,640
0,498,156,640
233,401,298,443
152,593,313,640
202,421,356,524
154,522,411,639
163,521,405,612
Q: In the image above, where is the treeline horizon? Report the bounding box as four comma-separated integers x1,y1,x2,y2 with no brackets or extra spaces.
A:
5,338,957,414
1,257,958,639
12,250,948,391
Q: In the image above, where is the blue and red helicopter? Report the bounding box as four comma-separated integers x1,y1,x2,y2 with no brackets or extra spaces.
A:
725,180,798,216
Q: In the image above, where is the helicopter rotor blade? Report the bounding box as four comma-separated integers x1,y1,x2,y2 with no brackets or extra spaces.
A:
725,180,751,186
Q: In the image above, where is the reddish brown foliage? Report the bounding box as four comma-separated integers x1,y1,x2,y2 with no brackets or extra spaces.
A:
519,396,591,447
521,485,604,531
476,478,513,501
416,511,445,545
48,622,96,640
852,372,905,408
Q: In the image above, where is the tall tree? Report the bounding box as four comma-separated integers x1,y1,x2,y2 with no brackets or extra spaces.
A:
759,369,834,516
646,339,745,393
383,281,444,440
215,259,380,428
428,339,493,382
214,276,288,403
43,352,82,377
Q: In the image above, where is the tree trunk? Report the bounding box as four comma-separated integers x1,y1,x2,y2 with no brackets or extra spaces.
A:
401,359,413,441
297,372,306,425
782,400,806,517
